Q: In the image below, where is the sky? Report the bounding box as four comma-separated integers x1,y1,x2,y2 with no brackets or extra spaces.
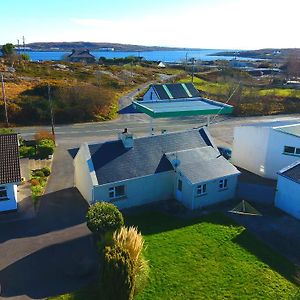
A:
0,0,299,50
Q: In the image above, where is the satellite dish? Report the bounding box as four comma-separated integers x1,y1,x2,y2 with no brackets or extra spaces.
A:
172,159,181,168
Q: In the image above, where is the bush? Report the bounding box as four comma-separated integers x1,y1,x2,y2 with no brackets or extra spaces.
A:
102,245,134,300
41,166,51,176
33,170,44,178
19,145,35,158
36,138,55,159
86,202,124,241
113,227,149,296
31,178,40,186
35,130,55,142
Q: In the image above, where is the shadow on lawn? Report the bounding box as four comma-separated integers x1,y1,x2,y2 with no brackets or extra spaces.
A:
126,208,300,287
233,229,300,286
125,209,239,236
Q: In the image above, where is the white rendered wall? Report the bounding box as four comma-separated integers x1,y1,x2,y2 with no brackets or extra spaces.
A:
231,126,270,177
0,183,18,212
93,171,174,209
142,87,159,101
74,145,94,203
275,176,300,220
264,130,300,179
192,175,238,209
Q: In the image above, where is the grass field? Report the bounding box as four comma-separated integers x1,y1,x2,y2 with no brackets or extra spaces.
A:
50,212,299,300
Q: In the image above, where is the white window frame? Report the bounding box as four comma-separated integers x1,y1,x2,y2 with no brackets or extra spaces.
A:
283,145,300,156
0,186,8,201
109,185,125,200
219,179,228,191
196,184,207,196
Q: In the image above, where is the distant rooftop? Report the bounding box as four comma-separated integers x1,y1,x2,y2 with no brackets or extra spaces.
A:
149,83,200,100
279,161,300,183
133,98,233,118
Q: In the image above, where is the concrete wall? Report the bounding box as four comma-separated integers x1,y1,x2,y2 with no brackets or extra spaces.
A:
0,183,18,212
74,145,94,203
264,130,300,179
143,87,159,101
191,175,238,209
93,171,174,209
232,126,270,177
275,176,300,220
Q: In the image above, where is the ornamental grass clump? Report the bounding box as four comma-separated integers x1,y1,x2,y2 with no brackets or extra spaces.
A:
113,226,149,297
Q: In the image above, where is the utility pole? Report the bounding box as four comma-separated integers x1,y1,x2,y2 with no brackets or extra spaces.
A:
22,36,25,53
47,84,55,139
191,58,195,83
1,74,9,128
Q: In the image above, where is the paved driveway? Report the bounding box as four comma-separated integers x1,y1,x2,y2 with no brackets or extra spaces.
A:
0,147,99,299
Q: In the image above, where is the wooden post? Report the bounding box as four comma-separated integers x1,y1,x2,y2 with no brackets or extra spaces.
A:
1,74,9,127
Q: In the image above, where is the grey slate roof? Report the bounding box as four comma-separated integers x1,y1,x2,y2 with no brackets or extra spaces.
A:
0,134,21,185
165,147,240,184
88,129,211,185
151,83,200,100
279,161,300,183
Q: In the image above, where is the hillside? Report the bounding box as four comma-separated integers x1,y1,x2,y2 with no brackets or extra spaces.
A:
22,42,185,52
212,48,300,60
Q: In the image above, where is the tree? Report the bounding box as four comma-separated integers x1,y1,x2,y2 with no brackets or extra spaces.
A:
1,43,15,56
20,53,30,61
86,202,124,242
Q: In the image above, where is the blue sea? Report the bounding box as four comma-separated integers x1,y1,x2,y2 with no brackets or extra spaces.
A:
24,49,256,63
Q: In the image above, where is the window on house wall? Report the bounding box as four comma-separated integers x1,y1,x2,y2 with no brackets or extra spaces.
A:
196,184,207,196
219,179,228,190
283,146,300,156
0,186,8,201
109,185,125,199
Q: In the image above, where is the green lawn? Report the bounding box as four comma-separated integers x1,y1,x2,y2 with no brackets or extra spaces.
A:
50,212,300,300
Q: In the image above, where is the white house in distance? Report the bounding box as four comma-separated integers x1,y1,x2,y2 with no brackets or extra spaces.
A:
73,128,240,210
232,121,300,179
275,161,300,220
0,134,22,212
142,82,200,102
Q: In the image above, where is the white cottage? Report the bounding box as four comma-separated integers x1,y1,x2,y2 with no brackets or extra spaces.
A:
232,121,300,179
74,128,240,210
142,82,200,102
0,134,22,212
275,161,300,220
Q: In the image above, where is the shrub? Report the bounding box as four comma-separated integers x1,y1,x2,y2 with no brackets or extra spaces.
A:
19,145,35,158
86,202,124,242
32,170,44,178
35,130,55,142
102,245,134,300
41,166,51,176
113,227,149,296
36,138,55,159
31,178,40,186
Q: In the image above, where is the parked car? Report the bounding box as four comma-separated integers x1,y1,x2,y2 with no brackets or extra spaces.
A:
218,147,232,160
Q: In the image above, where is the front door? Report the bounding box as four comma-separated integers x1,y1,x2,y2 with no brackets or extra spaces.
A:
176,179,183,201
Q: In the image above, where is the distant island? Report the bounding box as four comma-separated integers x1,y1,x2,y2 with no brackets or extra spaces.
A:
212,48,300,60
18,42,199,52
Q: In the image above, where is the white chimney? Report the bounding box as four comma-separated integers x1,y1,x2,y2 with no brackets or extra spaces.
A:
119,128,134,149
